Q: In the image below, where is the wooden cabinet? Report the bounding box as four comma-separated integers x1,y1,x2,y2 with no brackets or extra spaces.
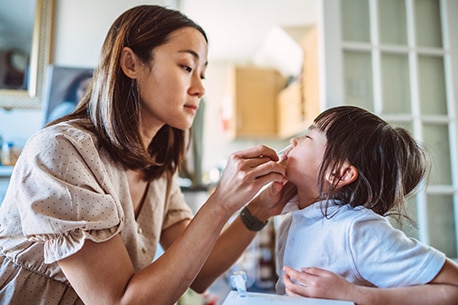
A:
226,66,311,139
225,66,285,138
225,26,319,139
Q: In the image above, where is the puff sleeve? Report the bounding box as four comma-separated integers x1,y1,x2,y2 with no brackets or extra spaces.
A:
9,125,125,264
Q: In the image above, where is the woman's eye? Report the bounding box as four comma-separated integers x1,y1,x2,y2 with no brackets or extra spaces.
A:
182,65,193,73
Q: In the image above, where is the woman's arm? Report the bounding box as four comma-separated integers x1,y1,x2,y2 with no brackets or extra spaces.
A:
283,259,458,305
58,145,286,305
58,201,230,305
188,181,296,292
161,211,257,293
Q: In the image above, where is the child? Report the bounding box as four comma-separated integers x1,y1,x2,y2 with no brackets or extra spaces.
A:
275,106,458,304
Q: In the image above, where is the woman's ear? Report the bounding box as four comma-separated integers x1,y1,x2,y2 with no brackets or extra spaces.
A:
326,163,358,188
120,47,139,79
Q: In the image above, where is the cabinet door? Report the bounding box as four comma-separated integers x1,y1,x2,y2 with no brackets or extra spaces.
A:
322,0,458,257
230,66,285,138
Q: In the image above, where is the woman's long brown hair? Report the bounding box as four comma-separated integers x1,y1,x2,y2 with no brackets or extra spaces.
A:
48,5,208,181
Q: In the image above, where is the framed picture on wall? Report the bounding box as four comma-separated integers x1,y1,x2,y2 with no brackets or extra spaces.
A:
43,65,93,125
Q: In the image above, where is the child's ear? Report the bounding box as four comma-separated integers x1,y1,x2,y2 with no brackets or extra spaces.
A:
120,46,140,79
326,163,359,187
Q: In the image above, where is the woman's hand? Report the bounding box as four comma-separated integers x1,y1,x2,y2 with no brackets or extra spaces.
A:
243,147,296,221
210,145,287,216
283,266,355,301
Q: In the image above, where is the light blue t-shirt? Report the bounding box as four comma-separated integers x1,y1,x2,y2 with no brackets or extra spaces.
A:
275,199,446,294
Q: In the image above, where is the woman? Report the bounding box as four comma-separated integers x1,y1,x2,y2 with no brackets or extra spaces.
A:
0,5,289,305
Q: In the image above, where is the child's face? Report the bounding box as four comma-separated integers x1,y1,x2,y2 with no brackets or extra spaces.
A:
285,126,327,203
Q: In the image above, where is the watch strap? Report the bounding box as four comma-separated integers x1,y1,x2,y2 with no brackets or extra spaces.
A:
240,206,268,231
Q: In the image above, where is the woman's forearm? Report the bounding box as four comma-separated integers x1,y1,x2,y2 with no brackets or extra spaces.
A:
191,186,284,292
191,214,257,292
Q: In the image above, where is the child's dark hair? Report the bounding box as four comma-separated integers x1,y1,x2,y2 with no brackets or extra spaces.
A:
314,106,429,221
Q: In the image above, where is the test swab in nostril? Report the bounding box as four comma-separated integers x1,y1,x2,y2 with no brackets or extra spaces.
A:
276,144,292,159
258,144,292,194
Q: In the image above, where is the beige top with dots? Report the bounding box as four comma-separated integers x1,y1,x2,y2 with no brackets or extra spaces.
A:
0,120,193,304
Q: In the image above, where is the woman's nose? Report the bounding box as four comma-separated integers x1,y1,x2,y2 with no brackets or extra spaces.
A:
190,77,205,98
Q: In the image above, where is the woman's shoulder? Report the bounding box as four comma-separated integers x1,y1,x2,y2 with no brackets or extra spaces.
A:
29,119,97,148
19,119,104,169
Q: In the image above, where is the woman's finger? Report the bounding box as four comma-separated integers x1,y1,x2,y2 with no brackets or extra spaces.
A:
230,156,286,185
232,144,279,161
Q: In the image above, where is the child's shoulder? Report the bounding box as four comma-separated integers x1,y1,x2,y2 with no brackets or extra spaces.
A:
332,203,388,226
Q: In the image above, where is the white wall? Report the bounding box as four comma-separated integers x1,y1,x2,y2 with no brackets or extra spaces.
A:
0,108,42,146
53,0,176,67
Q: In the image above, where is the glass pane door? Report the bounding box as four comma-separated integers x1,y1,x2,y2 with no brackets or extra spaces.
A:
338,0,457,257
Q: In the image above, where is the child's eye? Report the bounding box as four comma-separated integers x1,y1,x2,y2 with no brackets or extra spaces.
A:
300,134,311,140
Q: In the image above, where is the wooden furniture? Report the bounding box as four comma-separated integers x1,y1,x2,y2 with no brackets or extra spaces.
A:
225,26,319,139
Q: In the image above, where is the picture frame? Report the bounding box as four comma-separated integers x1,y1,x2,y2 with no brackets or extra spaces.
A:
43,65,93,125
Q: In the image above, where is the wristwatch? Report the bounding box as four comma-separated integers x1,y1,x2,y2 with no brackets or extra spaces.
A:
240,206,268,231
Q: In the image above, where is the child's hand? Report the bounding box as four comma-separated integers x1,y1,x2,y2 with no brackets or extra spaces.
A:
283,266,354,302
246,181,297,221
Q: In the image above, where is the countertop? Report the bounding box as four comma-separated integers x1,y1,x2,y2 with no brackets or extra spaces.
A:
222,291,354,305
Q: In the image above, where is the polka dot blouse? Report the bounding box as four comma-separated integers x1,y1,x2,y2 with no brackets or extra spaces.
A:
0,120,193,304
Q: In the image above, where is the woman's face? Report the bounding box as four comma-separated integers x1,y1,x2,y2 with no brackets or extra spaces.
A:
135,27,208,137
285,126,327,203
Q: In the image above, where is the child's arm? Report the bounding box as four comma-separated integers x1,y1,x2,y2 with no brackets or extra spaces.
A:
283,258,458,305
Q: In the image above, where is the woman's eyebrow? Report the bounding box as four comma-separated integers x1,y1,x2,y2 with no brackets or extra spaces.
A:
179,49,199,58
178,49,208,66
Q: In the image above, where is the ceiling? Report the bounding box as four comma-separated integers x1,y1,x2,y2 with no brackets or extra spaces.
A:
180,0,318,63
